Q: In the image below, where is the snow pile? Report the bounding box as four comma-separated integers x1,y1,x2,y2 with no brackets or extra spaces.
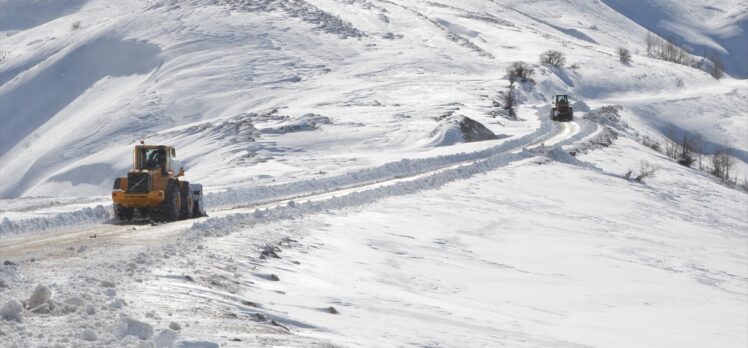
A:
80,328,98,341
26,284,52,309
0,205,111,236
258,113,332,134
203,115,552,210
221,0,365,38
0,262,216,348
429,115,498,147
114,317,154,340
0,300,23,322
194,149,533,235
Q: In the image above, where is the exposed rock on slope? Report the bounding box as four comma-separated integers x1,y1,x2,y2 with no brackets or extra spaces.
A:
430,115,498,147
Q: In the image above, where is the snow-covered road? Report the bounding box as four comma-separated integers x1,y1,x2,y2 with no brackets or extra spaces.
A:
0,119,580,260
0,116,592,347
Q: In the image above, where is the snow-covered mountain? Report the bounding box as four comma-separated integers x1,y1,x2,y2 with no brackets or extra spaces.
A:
0,1,746,347
0,0,745,199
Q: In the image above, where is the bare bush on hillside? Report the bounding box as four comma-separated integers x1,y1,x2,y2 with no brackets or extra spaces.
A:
539,50,566,68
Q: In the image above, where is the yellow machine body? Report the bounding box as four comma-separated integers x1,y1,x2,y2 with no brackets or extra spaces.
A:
112,145,180,208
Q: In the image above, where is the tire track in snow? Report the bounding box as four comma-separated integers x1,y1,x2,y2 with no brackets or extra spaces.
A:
0,115,577,256
0,110,555,237
192,121,578,234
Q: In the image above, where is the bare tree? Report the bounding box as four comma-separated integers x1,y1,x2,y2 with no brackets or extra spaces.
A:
645,32,655,56
635,161,657,183
740,175,748,192
712,147,734,182
708,54,725,79
690,133,706,169
664,127,680,159
677,133,696,167
506,62,535,83
663,128,700,167
618,47,632,64
644,32,695,66
498,83,517,119
539,50,566,67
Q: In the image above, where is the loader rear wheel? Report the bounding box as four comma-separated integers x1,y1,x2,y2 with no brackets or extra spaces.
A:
192,200,202,218
153,180,181,222
179,182,194,220
114,204,134,221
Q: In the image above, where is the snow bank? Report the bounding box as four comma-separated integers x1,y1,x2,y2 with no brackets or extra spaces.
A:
0,116,553,237
0,205,111,236
114,317,154,340
203,115,554,210
194,149,535,235
258,113,332,134
428,115,498,147
26,284,52,309
175,341,220,348
0,300,23,322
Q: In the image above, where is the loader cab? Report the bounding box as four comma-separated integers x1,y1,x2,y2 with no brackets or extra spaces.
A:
554,95,570,105
134,145,176,175
551,94,574,121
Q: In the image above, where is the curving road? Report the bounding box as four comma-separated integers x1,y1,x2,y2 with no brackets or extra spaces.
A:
0,120,581,260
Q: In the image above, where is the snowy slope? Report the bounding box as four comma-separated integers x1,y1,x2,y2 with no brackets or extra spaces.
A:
602,0,748,78
0,0,747,347
0,0,745,200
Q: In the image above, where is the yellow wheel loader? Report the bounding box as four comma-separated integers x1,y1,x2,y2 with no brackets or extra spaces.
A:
550,94,574,122
112,142,205,222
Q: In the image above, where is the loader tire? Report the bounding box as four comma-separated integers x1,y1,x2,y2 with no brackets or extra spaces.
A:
114,204,134,221
153,180,181,222
192,200,201,218
179,182,194,220
137,208,149,218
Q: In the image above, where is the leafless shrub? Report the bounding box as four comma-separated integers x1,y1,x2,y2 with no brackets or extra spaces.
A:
506,61,535,83
71,21,81,30
664,128,703,167
708,54,725,79
618,47,632,64
645,32,696,66
634,161,657,183
281,236,296,247
739,176,748,192
539,50,566,67
498,85,518,119
260,243,280,259
500,87,515,109
712,147,734,183
585,105,623,124
642,137,661,152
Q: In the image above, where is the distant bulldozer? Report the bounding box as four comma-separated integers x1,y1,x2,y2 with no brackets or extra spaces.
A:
550,94,574,122
112,142,205,222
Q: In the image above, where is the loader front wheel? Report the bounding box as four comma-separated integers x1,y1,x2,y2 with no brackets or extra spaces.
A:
179,182,194,220
114,204,134,222
153,180,181,222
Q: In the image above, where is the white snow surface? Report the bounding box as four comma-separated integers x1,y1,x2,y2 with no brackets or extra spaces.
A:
0,0,746,347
